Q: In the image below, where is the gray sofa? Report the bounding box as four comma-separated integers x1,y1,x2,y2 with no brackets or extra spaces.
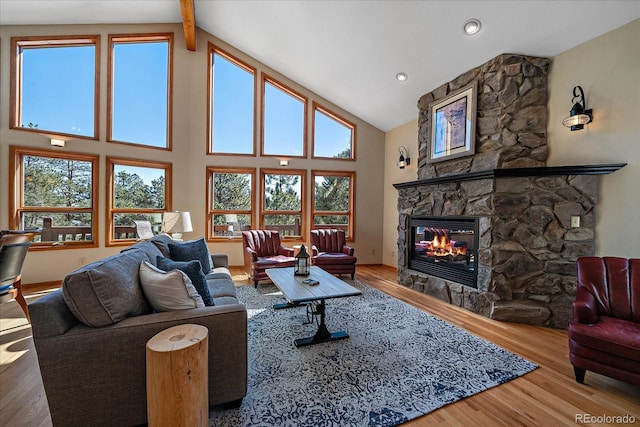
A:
29,234,247,427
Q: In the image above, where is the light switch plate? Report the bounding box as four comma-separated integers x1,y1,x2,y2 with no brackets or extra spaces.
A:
571,216,580,228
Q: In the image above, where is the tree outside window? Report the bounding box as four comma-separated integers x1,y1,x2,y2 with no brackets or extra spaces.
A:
261,169,306,239
10,146,99,247
312,170,355,239
207,167,255,240
107,157,171,244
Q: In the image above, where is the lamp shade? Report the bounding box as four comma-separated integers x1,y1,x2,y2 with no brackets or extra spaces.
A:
162,211,193,234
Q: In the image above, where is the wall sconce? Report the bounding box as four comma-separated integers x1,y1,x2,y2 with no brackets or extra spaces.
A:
50,138,65,147
397,146,411,169
280,160,289,166
562,86,593,131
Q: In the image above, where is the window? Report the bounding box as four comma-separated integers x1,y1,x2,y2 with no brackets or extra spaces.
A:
312,170,355,239
208,44,256,155
262,75,307,157
9,146,99,248
108,34,173,149
312,103,356,160
207,167,255,240
10,35,100,139
260,169,306,239
107,157,172,245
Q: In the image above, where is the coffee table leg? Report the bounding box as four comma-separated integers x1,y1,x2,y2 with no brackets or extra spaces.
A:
294,299,349,347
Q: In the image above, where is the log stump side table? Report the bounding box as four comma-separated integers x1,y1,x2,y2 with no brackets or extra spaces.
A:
146,324,209,427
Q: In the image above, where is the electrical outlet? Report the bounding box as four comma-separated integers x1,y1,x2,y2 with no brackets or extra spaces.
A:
79,256,87,265
571,216,580,228
371,249,375,255
391,250,395,257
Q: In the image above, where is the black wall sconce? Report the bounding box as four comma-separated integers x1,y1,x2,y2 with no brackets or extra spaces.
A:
397,146,411,169
562,85,593,131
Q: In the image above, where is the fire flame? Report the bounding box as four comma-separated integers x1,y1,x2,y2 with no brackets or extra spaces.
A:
429,235,466,257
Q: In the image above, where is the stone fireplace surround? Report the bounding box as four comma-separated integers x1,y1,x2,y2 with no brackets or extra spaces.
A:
394,53,625,328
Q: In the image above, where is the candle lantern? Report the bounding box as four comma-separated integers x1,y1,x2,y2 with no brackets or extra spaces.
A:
294,244,310,276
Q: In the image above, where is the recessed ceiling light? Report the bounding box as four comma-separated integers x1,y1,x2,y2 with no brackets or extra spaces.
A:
396,72,408,82
463,18,482,36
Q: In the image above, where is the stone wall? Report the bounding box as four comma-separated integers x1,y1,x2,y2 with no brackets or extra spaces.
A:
397,174,598,328
417,54,550,180
397,53,599,328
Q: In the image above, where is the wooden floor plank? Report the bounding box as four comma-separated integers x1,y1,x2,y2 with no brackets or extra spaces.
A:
1,265,638,426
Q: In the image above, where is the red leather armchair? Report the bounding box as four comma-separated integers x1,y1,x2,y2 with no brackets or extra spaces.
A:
310,229,357,279
568,257,640,385
242,230,295,288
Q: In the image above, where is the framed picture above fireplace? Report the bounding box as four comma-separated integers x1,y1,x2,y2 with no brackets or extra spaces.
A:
428,81,477,163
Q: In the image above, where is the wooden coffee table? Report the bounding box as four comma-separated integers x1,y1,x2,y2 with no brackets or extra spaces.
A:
266,266,362,347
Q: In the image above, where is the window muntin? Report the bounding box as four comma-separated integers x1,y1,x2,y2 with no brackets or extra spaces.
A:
209,45,256,155
107,157,171,244
10,146,99,248
312,171,355,239
260,169,306,239
108,34,172,149
262,76,307,157
312,103,356,160
207,167,255,240
11,36,99,139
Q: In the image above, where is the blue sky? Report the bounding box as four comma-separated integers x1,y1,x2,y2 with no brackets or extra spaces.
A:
21,41,352,158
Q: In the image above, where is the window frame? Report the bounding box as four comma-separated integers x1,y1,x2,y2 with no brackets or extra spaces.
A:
10,35,101,140
206,167,256,241
311,170,356,241
260,74,308,159
106,156,172,246
260,168,307,241
9,145,100,250
311,102,357,161
207,43,257,157
107,33,174,150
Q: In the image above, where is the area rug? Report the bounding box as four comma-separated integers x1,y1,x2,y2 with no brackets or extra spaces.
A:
209,280,537,426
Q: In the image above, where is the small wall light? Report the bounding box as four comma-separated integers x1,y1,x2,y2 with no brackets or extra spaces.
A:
280,159,289,166
562,85,593,131
397,146,411,169
50,138,65,147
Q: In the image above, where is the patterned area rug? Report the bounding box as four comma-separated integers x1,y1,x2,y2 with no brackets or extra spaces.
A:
209,281,537,426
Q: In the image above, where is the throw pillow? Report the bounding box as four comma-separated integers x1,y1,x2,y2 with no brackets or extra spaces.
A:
168,237,213,274
139,261,204,312
156,256,214,306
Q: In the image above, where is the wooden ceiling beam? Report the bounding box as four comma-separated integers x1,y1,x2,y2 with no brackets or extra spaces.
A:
179,0,196,51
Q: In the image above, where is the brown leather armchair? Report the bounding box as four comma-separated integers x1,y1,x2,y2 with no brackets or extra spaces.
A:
568,256,640,385
242,230,295,288
310,229,357,279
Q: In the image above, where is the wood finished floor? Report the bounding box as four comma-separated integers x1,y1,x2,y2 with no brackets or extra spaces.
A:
1,265,638,426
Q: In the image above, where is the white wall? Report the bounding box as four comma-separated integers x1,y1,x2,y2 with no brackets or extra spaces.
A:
0,24,386,284
382,18,640,267
381,119,418,267
547,19,640,257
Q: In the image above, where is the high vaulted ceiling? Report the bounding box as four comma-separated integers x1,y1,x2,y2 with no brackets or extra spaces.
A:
1,1,639,131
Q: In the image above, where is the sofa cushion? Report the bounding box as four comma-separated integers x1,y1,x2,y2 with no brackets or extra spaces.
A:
139,261,205,312
156,256,214,306
148,234,174,258
120,240,164,263
63,250,152,327
207,277,237,298
168,237,213,273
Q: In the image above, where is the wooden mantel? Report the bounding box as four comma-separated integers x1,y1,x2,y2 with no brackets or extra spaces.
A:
393,163,627,189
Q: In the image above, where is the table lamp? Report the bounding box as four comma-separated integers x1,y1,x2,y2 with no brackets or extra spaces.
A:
161,211,193,241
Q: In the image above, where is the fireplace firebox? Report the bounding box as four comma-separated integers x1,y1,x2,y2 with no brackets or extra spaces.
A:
409,216,479,288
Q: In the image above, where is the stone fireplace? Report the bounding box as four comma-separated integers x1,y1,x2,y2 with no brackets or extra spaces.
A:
394,54,625,328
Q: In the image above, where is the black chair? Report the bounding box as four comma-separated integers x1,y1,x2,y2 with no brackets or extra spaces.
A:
0,229,41,322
